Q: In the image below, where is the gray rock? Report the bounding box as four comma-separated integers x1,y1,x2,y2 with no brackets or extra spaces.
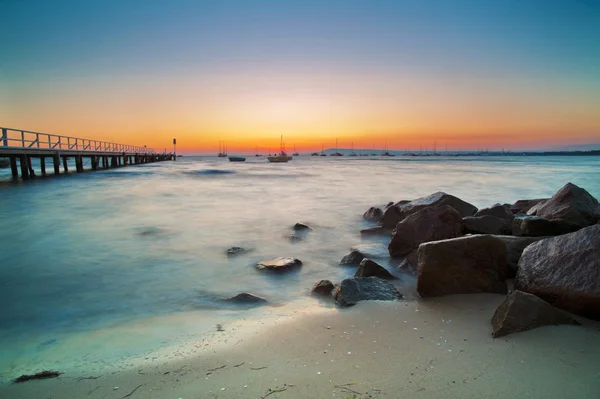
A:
514,224,600,320
463,215,512,235
351,243,390,259
293,222,312,231
475,204,515,222
388,205,464,257
512,215,581,237
492,235,551,277
363,207,383,222
287,234,304,242
340,250,365,266
417,235,509,298
311,280,335,297
333,277,403,307
224,293,268,304
226,246,247,256
510,198,548,214
491,290,580,338
530,183,600,227
256,257,303,272
354,259,396,280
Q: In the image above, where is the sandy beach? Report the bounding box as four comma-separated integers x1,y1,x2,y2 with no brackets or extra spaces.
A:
2,292,599,399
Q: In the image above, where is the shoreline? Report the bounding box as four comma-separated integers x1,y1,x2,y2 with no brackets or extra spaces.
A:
2,294,599,399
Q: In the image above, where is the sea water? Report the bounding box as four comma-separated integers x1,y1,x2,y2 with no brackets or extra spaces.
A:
0,155,598,381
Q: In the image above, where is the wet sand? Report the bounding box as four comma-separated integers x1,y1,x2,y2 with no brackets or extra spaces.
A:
2,293,599,399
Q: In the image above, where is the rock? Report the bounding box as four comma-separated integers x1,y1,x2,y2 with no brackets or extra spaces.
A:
385,201,396,209
226,246,247,256
463,215,512,235
388,205,464,257
510,198,548,214
340,250,365,266
417,235,509,297
492,235,550,277
311,280,335,297
333,277,403,307
398,250,418,275
380,193,477,229
256,257,303,272
514,224,600,320
354,259,396,280
512,215,581,237
475,204,514,222
293,222,312,231
351,243,389,259
363,207,383,222
224,293,268,304
360,226,392,237
529,183,600,227
287,234,303,242
526,201,547,216
491,290,580,338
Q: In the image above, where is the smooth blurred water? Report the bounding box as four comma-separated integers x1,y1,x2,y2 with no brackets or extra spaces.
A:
0,155,599,379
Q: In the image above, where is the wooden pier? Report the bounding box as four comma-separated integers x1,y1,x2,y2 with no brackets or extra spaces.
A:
0,127,174,180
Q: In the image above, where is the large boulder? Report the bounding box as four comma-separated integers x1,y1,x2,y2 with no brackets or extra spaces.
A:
510,198,548,214
388,205,464,257
492,235,550,277
363,207,383,222
528,183,600,227
333,277,402,307
491,290,580,338
512,215,581,237
475,204,514,222
354,259,396,280
224,293,268,304
514,224,600,320
381,192,477,228
256,257,302,272
463,215,512,235
417,235,509,297
311,280,335,297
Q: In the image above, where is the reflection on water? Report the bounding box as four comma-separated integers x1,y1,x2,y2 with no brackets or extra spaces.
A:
0,155,599,379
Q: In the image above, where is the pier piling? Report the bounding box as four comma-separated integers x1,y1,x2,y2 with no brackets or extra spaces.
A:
40,157,46,176
10,156,18,179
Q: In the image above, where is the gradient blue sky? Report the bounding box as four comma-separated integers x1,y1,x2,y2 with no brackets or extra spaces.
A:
1,0,599,152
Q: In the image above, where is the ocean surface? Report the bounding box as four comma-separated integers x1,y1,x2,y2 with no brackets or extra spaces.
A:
0,155,599,382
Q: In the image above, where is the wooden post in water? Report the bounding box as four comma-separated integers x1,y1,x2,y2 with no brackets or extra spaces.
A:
19,155,29,180
53,155,60,175
10,156,18,179
75,156,83,172
111,156,117,168
27,156,35,178
91,156,98,170
40,157,46,176
63,156,69,173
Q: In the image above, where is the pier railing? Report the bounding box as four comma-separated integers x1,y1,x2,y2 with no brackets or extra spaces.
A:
1,127,154,154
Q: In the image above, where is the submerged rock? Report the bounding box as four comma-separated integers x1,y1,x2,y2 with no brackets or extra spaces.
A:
363,207,384,222
287,234,304,243
417,235,509,298
226,246,247,256
491,290,579,338
514,224,600,320
333,277,402,307
256,257,303,272
311,280,335,297
463,215,512,235
224,293,268,304
340,250,365,266
527,182,600,227
293,222,313,231
512,215,581,237
360,226,392,237
351,243,390,259
388,205,464,257
354,259,396,280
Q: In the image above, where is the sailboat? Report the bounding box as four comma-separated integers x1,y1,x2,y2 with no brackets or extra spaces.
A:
217,141,227,157
381,141,395,156
293,144,299,157
349,142,358,156
267,136,290,163
320,144,327,156
330,138,343,156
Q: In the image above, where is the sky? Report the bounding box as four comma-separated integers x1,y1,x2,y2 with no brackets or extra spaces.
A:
1,0,599,153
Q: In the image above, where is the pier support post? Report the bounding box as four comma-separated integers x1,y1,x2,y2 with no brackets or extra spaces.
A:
63,157,69,173
75,156,83,172
27,156,35,178
19,155,29,180
40,157,46,176
10,156,18,179
53,155,60,175
111,156,117,168
91,156,98,170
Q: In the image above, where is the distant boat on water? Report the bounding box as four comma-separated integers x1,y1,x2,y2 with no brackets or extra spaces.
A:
330,138,343,156
349,142,358,157
293,144,299,157
218,141,227,157
228,156,246,162
267,135,290,163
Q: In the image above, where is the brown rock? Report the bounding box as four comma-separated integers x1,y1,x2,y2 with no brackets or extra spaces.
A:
514,224,600,320
256,257,302,272
492,235,551,277
475,204,514,222
311,280,335,297
293,222,312,231
512,215,581,237
417,235,509,297
491,290,580,338
340,250,365,266
333,277,403,307
363,207,383,222
529,183,600,227
354,259,396,280
510,198,548,214
398,250,418,275
463,215,512,235
224,293,268,304
388,205,464,257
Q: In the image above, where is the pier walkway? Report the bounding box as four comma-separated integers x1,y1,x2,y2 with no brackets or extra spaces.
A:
0,127,173,180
